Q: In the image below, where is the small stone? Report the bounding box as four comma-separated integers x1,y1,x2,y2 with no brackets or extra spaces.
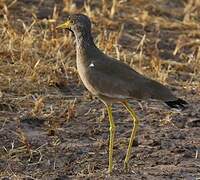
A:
37,8,52,19
187,118,200,127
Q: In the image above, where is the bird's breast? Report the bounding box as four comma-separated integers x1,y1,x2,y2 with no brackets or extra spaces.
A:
76,57,98,95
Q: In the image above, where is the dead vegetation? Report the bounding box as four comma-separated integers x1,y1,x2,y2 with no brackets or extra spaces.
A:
0,0,200,179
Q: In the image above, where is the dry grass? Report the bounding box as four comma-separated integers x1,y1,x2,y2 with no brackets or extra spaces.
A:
0,0,200,179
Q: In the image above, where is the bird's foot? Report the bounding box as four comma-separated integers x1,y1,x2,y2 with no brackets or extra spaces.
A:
107,168,113,175
107,163,113,174
123,161,130,173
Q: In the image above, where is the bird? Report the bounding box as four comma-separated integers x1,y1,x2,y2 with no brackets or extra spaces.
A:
56,14,188,173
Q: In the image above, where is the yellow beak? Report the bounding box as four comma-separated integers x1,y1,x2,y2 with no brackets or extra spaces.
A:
56,20,72,29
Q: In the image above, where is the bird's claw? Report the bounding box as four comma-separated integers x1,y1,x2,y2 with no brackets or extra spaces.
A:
124,162,130,173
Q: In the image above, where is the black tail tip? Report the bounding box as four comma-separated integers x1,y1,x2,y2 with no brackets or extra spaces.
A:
165,98,188,110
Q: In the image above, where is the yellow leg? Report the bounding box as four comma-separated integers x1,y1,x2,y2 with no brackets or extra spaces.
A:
122,101,139,171
105,104,116,173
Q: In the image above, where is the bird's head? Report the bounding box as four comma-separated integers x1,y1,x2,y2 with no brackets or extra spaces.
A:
56,14,92,34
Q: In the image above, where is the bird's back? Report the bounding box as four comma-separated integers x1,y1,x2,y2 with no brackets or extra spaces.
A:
78,50,177,102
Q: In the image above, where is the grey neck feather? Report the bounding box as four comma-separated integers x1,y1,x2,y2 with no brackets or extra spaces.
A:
74,29,98,59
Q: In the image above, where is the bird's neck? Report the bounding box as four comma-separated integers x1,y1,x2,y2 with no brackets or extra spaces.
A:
75,31,98,61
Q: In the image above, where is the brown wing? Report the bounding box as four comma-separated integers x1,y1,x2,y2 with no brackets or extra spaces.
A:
85,55,176,101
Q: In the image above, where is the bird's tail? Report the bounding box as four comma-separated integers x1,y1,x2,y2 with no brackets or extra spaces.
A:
165,98,188,110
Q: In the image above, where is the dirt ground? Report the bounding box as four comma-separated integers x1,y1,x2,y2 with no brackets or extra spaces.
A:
0,0,200,179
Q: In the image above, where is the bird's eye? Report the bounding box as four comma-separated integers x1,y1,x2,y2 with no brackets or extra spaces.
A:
71,20,75,24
